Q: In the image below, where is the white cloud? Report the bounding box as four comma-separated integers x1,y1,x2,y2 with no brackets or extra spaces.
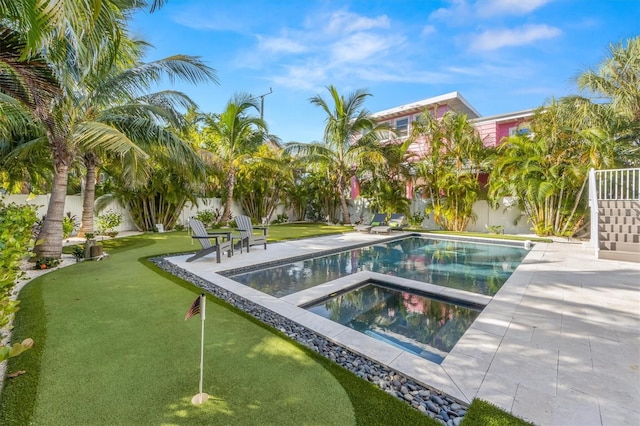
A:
330,33,404,63
355,68,453,84
476,0,553,17
470,24,562,50
446,61,535,80
421,25,436,36
271,63,329,91
325,9,390,34
257,35,307,54
429,0,472,24
429,0,554,23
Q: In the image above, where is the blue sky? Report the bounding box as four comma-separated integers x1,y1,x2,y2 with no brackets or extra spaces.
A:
131,0,639,143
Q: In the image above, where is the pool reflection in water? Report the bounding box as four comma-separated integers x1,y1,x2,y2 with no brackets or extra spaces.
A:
231,236,528,297
305,284,481,364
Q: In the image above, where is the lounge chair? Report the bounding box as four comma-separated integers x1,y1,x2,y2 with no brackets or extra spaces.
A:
187,218,233,263
235,214,267,252
371,213,406,234
354,213,387,233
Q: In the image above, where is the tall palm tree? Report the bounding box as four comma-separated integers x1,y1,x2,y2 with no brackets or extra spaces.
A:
577,36,640,122
201,93,267,222
0,2,217,258
285,85,388,224
75,49,217,235
0,0,166,62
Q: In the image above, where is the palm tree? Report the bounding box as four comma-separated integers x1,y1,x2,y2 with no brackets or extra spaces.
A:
488,100,593,237
201,94,267,222
0,2,217,258
235,144,289,222
0,0,166,62
411,109,486,231
358,138,416,217
285,85,388,224
577,36,640,122
75,50,218,236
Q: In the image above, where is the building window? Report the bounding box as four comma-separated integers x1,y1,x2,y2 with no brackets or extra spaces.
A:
509,125,531,136
395,118,409,137
378,121,390,140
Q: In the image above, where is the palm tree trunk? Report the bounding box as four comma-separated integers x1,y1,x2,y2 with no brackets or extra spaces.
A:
79,153,98,236
339,194,350,224
35,162,69,259
222,168,236,222
337,177,351,224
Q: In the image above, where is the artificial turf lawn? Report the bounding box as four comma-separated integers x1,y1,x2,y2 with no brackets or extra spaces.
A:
1,227,441,425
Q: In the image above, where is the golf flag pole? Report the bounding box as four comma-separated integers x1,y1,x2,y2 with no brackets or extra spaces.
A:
198,293,206,403
186,293,209,405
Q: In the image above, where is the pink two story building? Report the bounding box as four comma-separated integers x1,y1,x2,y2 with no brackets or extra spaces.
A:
357,92,533,198
370,91,533,154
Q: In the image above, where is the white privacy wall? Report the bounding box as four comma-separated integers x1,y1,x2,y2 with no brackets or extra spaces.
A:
3,194,531,235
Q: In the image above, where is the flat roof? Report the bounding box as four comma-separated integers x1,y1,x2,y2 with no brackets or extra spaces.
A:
470,108,535,124
371,91,481,121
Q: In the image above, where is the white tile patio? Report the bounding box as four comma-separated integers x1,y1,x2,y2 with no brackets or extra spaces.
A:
166,232,640,426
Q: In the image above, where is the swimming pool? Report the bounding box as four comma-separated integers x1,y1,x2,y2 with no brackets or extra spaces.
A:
230,236,528,297
304,282,482,364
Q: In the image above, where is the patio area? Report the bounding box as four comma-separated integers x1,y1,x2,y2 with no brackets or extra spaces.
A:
166,232,640,426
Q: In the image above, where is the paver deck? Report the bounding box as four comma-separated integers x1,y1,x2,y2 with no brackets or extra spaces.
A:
167,232,640,426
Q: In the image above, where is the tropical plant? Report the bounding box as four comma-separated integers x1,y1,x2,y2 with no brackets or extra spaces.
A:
234,144,289,222
285,85,389,224
96,209,123,235
488,99,591,237
99,150,203,231
201,93,268,222
412,109,487,231
358,138,416,216
0,199,37,362
195,208,221,228
577,36,640,122
302,166,343,222
0,1,217,259
74,38,217,236
62,212,77,239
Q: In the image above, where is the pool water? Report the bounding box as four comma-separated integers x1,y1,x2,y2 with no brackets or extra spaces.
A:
231,236,528,297
305,283,481,364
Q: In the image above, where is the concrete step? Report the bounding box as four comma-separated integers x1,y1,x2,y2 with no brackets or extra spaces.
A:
598,200,640,209
598,208,640,218
598,232,640,243
598,224,640,234
599,241,640,252
599,215,640,225
598,250,640,263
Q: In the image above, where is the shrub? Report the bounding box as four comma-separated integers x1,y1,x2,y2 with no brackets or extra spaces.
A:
62,212,78,239
72,245,85,261
195,208,220,228
33,257,61,270
408,211,426,228
96,209,123,235
174,223,185,231
486,225,504,234
272,213,289,224
0,200,38,361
